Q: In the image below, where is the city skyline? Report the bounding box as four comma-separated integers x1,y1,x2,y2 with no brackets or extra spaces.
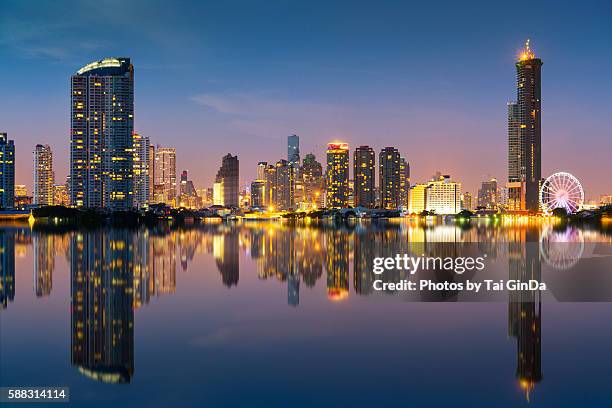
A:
2,1,611,199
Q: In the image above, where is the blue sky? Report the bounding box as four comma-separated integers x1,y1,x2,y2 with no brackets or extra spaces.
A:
1,0,611,198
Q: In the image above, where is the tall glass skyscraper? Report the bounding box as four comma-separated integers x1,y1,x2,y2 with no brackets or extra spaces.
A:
353,146,375,208
34,144,54,206
287,134,300,164
70,58,134,210
0,133,15,209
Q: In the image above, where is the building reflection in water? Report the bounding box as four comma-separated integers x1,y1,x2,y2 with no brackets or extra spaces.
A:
0,230,15,309
1,220,609,389
326,229,350,301
33,234,54,297
214,230,239,287
508,229,542,401
70,230,134,383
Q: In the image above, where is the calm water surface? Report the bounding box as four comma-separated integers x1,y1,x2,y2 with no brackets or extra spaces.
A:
1,220,612,407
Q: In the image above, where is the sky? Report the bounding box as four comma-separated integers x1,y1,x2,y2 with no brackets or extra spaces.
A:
1,0,611,199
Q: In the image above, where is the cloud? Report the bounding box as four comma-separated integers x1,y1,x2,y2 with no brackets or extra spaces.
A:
190,91,344,119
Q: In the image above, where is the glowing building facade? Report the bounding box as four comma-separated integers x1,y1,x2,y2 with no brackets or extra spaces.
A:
326,143,349,208
353,146,375,208
70,58,134,209
510,41,542,212
33,144,54,206
0,133,15,208
154,146,176,206
379,147,401,209
132,133,150,208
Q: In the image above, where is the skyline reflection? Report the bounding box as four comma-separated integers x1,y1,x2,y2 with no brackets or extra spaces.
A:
0,220,611,401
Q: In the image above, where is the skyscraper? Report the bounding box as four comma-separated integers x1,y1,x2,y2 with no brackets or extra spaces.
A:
478,178,499,209
154,146,176,206
257,161,268,181
71,58,134,210
301,153,323,208
400,157,410,208
326,143,349,208
215,154,239,207
353,146,375,208
287,134,300,164
274,159,294,210
34,144,54,206
132,133,150,208
379,147,401,209
0,133,15,209
250,180,266,208
514,40,542,212
147,144,155,203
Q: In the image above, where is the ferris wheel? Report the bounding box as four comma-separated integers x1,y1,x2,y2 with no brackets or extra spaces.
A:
539,172,584,215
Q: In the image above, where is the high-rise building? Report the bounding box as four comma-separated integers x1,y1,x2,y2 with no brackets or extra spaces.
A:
326,143,349,208
257,161,268,181
53,184,70,206
33,144,54,206
288,134,300,165
274,159,295,211
147,144,155,203
353,146,375,208
71,58,134,210
409,184,427,214
461,192,473,211
379,147,401,209
512,40,542,212
154,146,176,206
178,170,198,208
425,174,461,214
251,180,266,208
301,153,323,208
132,133,150,208
0,133,15,209
263,164,277,208
215,154,239,207
477,178,499,209
400,157,410,208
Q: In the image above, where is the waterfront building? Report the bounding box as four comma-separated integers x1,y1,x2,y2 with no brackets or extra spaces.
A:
34,144,54,206
132,133,150,208
461,192,473,211
275,159,294,210
425,174,461,214
154,146,176,206
70,58,134,210
214,154,239,207
53,184,70,206
508,40,542,212
409,184,427,214
400,157,410,208
379,147,401,209
353,146,375,208
0,133,15,208
477,178,499,209
326,143,349,208
147,144,155,202
251,180,266,208
301,153,324,209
